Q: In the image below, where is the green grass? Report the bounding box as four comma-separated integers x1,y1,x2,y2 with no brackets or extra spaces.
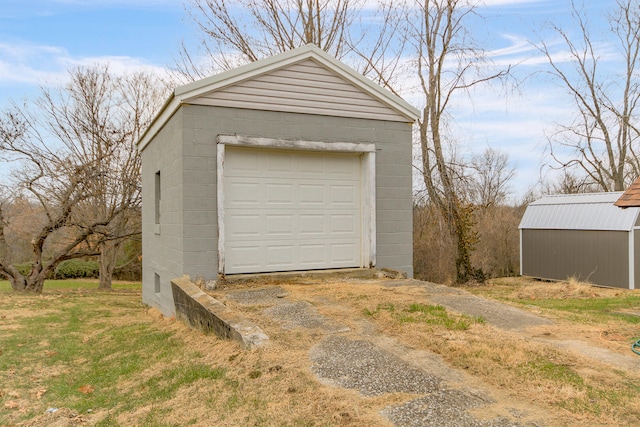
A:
0,280,225,425
0,279,141,292
518,296,640,322
363,302,484,330
489,292,640,325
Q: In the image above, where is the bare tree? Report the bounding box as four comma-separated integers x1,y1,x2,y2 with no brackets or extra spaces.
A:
175,0,405,91
409,0,510,282
468,148,515,207
0,66,167,292
540,170,599,195
539,0,640,191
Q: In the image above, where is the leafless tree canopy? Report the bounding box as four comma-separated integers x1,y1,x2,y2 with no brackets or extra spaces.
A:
175,0,406,92
540,0,640,191
177,0,358,78
0,66,168,291
468,148,515,207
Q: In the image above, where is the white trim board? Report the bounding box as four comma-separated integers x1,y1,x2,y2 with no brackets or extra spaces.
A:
216,134,376,275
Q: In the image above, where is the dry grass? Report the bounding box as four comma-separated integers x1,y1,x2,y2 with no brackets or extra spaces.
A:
270,278,640,426
2,277,640,426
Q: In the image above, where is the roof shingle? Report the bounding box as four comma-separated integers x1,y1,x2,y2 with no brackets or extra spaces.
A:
614,178,640,208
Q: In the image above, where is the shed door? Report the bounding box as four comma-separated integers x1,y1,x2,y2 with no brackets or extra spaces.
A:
223,146,362,274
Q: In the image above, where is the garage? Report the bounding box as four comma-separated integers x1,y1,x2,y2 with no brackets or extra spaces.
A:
222,146,364,274
138,44,419,316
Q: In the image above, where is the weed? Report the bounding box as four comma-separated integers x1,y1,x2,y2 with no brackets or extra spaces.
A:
362,302,395,316
401,303,484,330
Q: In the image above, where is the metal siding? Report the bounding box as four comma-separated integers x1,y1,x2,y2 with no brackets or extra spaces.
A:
529,192,622,205
190,59,408,123
520,193,640,231
521,229,629,289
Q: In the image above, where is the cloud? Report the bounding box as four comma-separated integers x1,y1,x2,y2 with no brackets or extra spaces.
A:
0,41,170,90
0,42,68,85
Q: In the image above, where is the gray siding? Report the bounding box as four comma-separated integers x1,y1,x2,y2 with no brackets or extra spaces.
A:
189,60,408,123
142,104,414,315
521,229,629,289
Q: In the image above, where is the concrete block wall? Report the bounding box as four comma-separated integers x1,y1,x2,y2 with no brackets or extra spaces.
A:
141,112,186,315
142,104,414,316
181,105,414,277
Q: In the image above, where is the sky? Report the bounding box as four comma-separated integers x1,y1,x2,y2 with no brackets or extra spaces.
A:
0,0,623,201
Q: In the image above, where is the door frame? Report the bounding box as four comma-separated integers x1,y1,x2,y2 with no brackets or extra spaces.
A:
216,134,376,275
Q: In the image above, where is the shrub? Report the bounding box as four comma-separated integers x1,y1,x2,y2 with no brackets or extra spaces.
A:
14,263,33,277
54,259,100,279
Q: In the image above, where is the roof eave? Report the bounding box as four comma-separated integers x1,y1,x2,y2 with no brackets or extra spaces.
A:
137,92,179,152
138,44,421,151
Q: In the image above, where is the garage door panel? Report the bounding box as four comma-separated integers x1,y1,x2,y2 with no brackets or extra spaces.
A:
265,152,294,175
226,180,261,205
265,245,295,268
266,183,294,205
299,184,325,204
227,246,261,269
228,214,261,237
266,214,294,236
330,214,358,234
331,242,359,264
330,184,358,206
224,147,362,274
327,156,360,178
300,214,325,234
300,244,327,265
226,150,260,174
299,156,326,177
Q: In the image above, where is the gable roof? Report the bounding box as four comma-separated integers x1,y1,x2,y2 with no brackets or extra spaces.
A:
614,177,640,208
138,44,420,151
519,192,640,232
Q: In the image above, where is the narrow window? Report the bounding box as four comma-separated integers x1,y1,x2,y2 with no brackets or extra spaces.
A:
154,171,161,225
154,272,161,294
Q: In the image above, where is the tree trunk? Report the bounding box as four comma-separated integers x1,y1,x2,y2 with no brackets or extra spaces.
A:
24,278,45,292
98,240,121,290
452,203,480,283
9,274,27,291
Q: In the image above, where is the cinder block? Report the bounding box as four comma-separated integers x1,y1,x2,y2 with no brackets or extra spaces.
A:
171,276,269,349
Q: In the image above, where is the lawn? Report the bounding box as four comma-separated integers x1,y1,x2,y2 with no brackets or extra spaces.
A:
0,280,383,426
2,277,640,426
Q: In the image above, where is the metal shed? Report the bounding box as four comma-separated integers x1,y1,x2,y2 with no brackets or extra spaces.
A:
519,192,640,289
137,44,419,316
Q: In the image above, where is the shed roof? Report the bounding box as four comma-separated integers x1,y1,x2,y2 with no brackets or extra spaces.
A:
614,177,640,208
519,192,640,231
138,44,420,152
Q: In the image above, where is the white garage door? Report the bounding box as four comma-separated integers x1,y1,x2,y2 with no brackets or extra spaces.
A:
223,146,363,274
